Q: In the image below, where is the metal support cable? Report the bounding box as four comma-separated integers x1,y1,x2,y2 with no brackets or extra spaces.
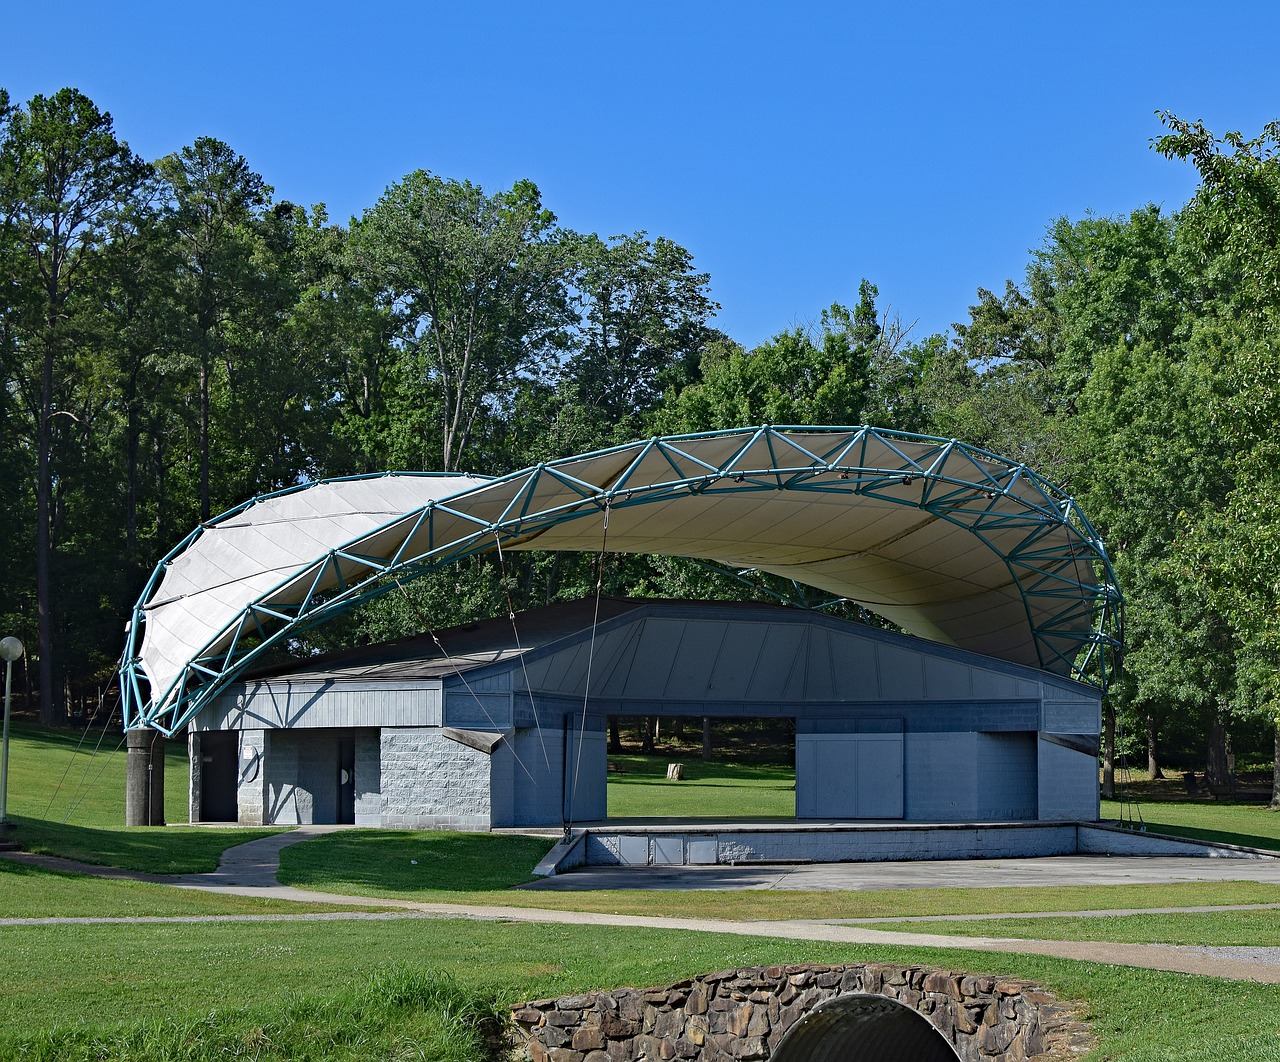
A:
565,503,610,837
493,534,552,771
391,577,540,786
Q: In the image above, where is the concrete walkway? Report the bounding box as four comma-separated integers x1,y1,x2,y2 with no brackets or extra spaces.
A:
6,830,1280,985
519,853,1280,892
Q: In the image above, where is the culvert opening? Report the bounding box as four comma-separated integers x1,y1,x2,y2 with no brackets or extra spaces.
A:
771,993,961,1061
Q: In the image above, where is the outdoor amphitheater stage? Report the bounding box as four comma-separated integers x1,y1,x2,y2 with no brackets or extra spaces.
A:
532,819,1280,878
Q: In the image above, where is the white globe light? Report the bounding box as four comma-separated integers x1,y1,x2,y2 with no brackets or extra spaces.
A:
0,638,23,663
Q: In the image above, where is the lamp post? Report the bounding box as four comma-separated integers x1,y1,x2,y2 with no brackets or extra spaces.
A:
0,637,24,825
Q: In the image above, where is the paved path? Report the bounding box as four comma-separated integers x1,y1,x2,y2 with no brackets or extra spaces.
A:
6,830,1280,985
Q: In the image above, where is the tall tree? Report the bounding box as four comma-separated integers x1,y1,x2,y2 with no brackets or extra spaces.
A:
0,88,147,723
351,173,574,471
558,231,716,449
1156,114,1280,804
951,202,1211,791
656,280,884,433
288,206,400,475
155,137,271,521
0,88,32,650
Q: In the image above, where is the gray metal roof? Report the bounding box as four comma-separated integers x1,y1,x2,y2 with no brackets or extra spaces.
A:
244,596,1088,698
245,598,649,682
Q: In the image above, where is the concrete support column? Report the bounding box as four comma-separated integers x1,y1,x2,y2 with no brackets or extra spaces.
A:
125,729,166,826
237,729,266,825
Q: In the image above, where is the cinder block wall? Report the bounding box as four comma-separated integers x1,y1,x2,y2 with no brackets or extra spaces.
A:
380,727,492,830
354,730,381,825
1037,739,1098,820
494,727,565,827
974,732,1037,819
237,728,266,825
264,730,341,824
905,732,979,820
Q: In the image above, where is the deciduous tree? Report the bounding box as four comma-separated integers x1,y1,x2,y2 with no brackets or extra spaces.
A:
351,173,574,471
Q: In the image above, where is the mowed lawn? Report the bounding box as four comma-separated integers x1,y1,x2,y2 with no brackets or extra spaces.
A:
869,908,1280,945
1102,791,1280,851
4,917,1280,1061
275,828,1280,921
3,721,280,873
606,753,796,818
5,727,1280,1058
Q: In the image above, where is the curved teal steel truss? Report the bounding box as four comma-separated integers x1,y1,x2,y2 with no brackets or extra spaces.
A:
120,426,1123,736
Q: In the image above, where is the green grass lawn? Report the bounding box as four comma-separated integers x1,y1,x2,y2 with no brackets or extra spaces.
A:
2,721,281,872
0,858,373,919
277,829,555,898
1103,791,1280,851
9,725,1280,1058
8,966,510,1062
276,828,1280,919
870,908,1280,946
5,719,190,826
2,917,1280,1061
606,753,796,818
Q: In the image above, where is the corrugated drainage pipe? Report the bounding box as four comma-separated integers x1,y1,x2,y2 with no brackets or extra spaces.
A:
771,993,961,1061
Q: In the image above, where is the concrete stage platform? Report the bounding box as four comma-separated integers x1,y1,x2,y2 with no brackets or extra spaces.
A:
533,819,1280,879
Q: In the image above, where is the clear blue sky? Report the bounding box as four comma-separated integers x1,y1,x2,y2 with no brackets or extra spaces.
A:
3,1,1277,346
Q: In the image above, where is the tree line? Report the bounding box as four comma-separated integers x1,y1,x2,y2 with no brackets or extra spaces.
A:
3,88,1279,801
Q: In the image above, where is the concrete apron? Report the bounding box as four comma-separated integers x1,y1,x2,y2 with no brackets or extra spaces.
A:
535,819,1280,877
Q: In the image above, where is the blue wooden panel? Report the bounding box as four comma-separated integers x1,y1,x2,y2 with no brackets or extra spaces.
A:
202,683,442,730
666,621,727,696
797,732,903,819
622,620,686,698
444,691,512,730
876,644,926,699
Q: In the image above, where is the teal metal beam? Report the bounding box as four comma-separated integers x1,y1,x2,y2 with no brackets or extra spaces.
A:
120,425,1123,736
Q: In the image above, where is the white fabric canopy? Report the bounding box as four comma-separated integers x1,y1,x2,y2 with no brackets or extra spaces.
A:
125,427,1119,732
138,475,486,709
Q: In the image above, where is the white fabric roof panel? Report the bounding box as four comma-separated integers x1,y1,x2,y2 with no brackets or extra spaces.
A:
123,427,1120,731
137,475,488,707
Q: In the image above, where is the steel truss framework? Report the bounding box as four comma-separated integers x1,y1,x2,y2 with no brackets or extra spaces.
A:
120,426,1123,736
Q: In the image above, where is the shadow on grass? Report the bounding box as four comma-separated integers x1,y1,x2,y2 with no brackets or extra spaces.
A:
278,830,555,896
611,780,794,792
1132,818,1280,853
9,816,282,874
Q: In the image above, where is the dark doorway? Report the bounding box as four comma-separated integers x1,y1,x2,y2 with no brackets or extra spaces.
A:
199,731,239,822
337,738,356,824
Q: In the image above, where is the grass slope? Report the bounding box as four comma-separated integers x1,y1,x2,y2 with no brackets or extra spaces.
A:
5,720,190,825
0,859,371,919
278,829,554,898
7,727,1280,1058
1102,793,1280,851
3,721,280,872
275,829,1280,919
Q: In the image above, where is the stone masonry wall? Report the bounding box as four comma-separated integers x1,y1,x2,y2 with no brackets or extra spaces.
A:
511,963,1091,1062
